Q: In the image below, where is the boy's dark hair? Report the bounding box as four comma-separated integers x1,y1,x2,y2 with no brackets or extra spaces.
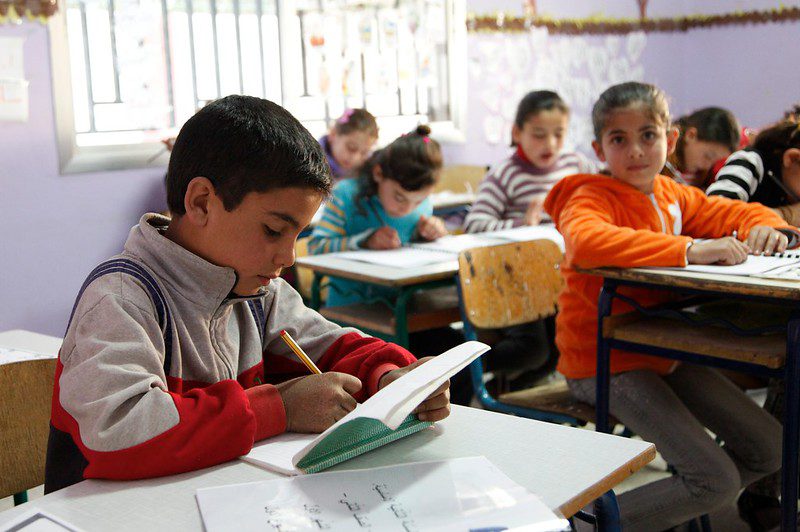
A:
784,103,800,123
332,108,379,138
592,82,670,141
674,107,740,165
511,90,569,146
166,95,332,215
355,125,443,214
751,121,800,176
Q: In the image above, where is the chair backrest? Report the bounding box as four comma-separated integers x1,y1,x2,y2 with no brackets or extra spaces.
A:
0,358,56,498
458,239,564,329
436,165,488,193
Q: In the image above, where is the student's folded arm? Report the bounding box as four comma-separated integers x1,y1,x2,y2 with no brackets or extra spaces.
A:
262,281,417,400
680,186,799,243
560,195,691,268
55,294,266,481
774,203,800,227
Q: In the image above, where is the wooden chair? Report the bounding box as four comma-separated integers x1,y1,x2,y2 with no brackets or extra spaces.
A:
457,239,612,425
436,164,488,194
0,358,56,505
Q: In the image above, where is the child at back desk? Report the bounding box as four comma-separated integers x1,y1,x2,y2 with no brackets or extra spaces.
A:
544,81,796,531
309,126,471,403
464,90,596,233
319,108,379,182
707,121,800,225
309,124,449,307
45,96,450,493
662,106,740,189
464,91,595,388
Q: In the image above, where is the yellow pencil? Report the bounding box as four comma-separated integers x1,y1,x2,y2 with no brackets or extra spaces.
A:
279,329,322,375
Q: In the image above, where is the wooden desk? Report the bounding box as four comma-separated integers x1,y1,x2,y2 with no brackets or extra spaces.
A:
295,255,460,346
0,405,655,531
585,266,800,532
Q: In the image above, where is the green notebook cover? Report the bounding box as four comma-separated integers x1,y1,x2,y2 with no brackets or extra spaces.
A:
296,414,432,474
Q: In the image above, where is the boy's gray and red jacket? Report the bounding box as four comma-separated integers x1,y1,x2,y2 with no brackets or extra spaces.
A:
45,214,416,492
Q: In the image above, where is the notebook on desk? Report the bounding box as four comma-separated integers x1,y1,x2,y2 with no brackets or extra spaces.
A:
333,227,564,269
642,254,800,279
242,341,490,475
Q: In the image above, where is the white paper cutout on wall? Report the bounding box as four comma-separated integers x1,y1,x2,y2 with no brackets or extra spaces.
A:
471,27,648,154
0,37,28,122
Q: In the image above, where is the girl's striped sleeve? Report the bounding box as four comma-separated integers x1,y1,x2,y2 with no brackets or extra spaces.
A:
308,194,373,253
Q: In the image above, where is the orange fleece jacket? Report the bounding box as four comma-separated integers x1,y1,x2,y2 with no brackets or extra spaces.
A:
544,173,798,379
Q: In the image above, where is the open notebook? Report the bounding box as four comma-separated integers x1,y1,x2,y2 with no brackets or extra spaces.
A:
333,225,565,269
642,254,800,279
242,341,490,475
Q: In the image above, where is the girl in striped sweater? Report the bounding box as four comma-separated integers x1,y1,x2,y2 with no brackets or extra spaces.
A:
706,121,800,225
464,90,597,233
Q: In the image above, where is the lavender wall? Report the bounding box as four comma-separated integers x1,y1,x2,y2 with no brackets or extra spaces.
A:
443,0,800,165
1,1,799,337
0,25,167,337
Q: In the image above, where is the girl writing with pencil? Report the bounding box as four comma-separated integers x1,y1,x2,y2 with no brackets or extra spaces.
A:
309,125,448,308
309,126,471,403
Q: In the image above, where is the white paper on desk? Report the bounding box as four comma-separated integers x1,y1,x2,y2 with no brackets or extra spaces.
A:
644,255,800,276
487,225,566,251
242,341,490,475
0,347,56,366
334,248,454,268
0,508,84,532
197,456,570,532
412,233,508,254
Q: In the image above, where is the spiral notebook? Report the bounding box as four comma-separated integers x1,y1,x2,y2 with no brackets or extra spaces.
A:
242,341,490,475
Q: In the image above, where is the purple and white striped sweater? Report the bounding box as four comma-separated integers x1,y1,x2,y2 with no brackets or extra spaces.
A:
464,151,597,233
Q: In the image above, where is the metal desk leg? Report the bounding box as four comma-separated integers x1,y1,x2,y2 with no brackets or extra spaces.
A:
781,312,800,531
393,287,414,348
594,490,622,532
311,273,322,311
596,281,617,434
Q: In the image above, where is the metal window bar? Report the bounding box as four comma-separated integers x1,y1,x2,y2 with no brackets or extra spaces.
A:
185,0,201,112
79,1,97,132
234,0,244,94
107,0,122,103
210,0,222,99
161,0,176,127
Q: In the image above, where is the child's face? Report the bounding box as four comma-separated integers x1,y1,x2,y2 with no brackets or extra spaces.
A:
512,109,569,169
374,169,433,218
329,130,377,172
682,128,731,175
202,186,323,296
592,105,677,194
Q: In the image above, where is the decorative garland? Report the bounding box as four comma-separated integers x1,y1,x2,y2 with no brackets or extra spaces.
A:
467,6,800,35
0,1,58,24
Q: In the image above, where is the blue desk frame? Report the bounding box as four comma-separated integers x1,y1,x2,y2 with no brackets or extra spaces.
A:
593,273,800,532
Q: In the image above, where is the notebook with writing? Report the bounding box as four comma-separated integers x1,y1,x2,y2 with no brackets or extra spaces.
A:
242,341,490,475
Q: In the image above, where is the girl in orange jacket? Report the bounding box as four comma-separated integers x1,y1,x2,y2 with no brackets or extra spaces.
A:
544,81,796,531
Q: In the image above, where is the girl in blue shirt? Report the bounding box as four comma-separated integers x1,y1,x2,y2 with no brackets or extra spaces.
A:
309,125,448,307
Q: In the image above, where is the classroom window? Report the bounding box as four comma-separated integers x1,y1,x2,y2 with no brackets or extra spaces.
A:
51,0,466,173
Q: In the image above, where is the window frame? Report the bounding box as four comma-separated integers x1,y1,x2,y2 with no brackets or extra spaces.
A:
49,0,467,175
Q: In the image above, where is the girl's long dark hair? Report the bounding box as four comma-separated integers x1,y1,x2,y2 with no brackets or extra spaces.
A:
355,125,443,215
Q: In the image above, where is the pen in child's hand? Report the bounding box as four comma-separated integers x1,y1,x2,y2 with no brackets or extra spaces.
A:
279,330,322,375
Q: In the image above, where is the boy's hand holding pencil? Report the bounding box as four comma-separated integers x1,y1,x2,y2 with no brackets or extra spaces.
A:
276,330,362,433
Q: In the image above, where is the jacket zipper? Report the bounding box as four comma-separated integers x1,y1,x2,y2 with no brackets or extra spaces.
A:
649,194,667,233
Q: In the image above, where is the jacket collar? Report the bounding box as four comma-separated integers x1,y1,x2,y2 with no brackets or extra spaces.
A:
123,213,266,315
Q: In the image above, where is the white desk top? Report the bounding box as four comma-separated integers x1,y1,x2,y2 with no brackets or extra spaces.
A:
0,406,654,531
0,330,62,358
584,266,800,301
296,254,459,286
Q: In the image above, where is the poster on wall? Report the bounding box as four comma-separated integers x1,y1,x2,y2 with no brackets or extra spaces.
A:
0,36,29,122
